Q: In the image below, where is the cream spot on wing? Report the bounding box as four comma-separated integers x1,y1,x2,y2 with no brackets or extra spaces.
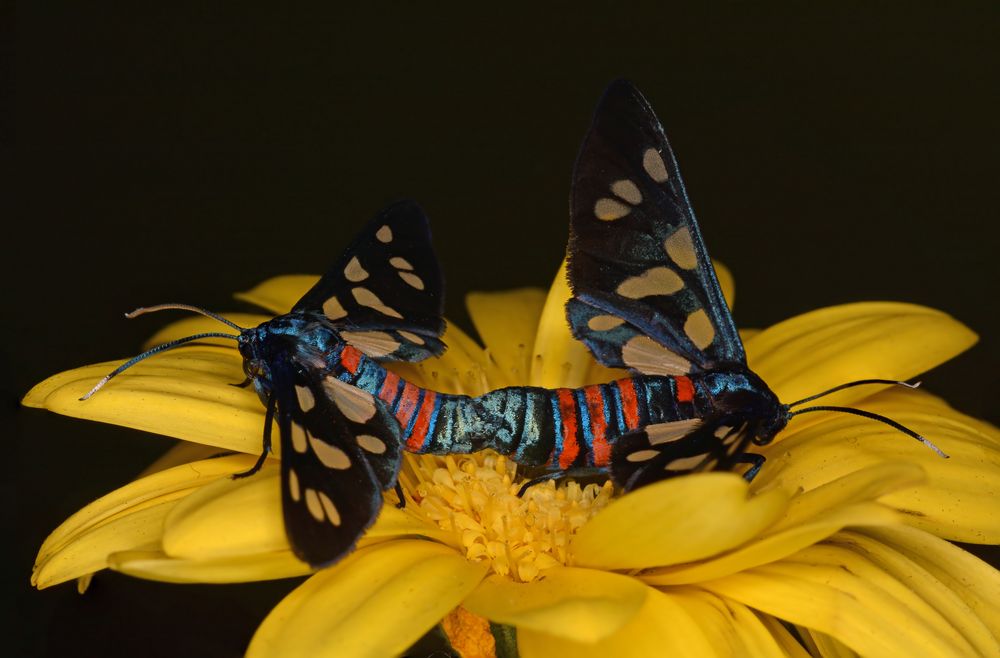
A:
398,330,425,345
344,256,369,282
647,419,702,445
309,436,352,470
290,423,309,453
626,449,660,462
376,225,393,243
643,148,669,183
611,179,643,205
288,469,301,502
665,453,709,471
304,488,325,521
352,287,403,318
621,335,691,376
398,271,425,290
714,425,732,439
318,491,342,526
389,256,414,270
587,314,625,331
295,385,315,412
616,267,684,299
323,375,377,422
340,330,400,357
357,434,387,454
684,309,715,349
664,227,698,270
723,425,746,447
594,197,631,221
322,296,348,321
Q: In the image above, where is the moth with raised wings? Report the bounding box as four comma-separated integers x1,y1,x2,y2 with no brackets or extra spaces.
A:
461,80,943,493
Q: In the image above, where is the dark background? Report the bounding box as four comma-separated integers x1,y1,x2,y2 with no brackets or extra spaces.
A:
10,4,998,657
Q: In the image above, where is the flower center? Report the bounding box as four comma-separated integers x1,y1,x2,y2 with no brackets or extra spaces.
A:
401,452,614,583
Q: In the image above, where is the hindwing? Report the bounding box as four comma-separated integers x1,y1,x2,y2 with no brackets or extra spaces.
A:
567,80,745,375
293,201,446,362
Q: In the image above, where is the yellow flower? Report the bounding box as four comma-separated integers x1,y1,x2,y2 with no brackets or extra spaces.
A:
25,265,1000,657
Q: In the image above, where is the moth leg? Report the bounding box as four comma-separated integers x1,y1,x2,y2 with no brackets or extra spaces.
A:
229,376,253,389
518,468,606,497
394,482,406,509
232,395,277,479
734,453,766,483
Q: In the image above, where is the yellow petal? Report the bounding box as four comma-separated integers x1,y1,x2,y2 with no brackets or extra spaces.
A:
236,275,319,314
571,473,788,570
745,302,977,408
713,259,735,311
23,348,266,454
862,525,1000,637
33,454,256,589
704,556,973,657
757,615,815,658
246,540,486,658
517,586,718,658
753,391,1000,543
466,287,547,386
463,567,648,643
669,588,799,658
110,549,311,583
530,260,600,388
142,312,271,349
163,465,287,559
833,530,1000,656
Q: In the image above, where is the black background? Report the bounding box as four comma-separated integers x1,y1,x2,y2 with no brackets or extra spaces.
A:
10,4,999,657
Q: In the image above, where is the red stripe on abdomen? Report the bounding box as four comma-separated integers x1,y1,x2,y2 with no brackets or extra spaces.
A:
378,370,401,405
557,388,580,470
394,382,421,428
616,378,640,430
340,345,362,374
583,385,610,466
675,376,695,403
406,390,437,451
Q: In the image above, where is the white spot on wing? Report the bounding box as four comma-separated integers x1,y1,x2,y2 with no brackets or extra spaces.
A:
684,309,715,349
344,256,369,282
626,449,660,462
611,179,643,205
309,436,352,470
398,271,425,290
357,434,387,454
295,385,315,412
304,488,325,521
594,197,630,221
664,227,698,270
376,225,393,243
318,491,342,526
290,423,308,453
322,296,348,321
621,335,691,376
398,330,425,345
340,330,400,358
352,287,403,318
288,469,301,501
647,419,702,445
664,453,709,472
323,375,377,422
587,315,625,331
616,267,684,299
714,425,732,439
389,256,414,270
643,148,669,183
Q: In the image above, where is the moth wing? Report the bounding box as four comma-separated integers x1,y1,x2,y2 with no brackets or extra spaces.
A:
272,356,402,568
292,200,446,362
567,80,745,375
609,416,755,491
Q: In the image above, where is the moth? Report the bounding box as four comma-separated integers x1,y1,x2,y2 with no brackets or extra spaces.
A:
83,201,476,567
460,80,943,493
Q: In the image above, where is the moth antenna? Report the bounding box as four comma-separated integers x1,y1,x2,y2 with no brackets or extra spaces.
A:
80,332,241,400
125,304,245,332
787,379,921,408
790,405,947,458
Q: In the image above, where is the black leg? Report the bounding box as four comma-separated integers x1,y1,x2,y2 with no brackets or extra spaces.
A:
232,395,277,479
230,376,253,388
735,453,766,482
394,482,406,509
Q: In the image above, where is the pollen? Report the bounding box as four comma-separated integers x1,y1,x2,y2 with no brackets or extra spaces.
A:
400,452,614,583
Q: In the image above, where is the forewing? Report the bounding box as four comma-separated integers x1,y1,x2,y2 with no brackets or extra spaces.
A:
273,358,403,568
609,416,756,491
567,80,745,375
292,200,446,362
